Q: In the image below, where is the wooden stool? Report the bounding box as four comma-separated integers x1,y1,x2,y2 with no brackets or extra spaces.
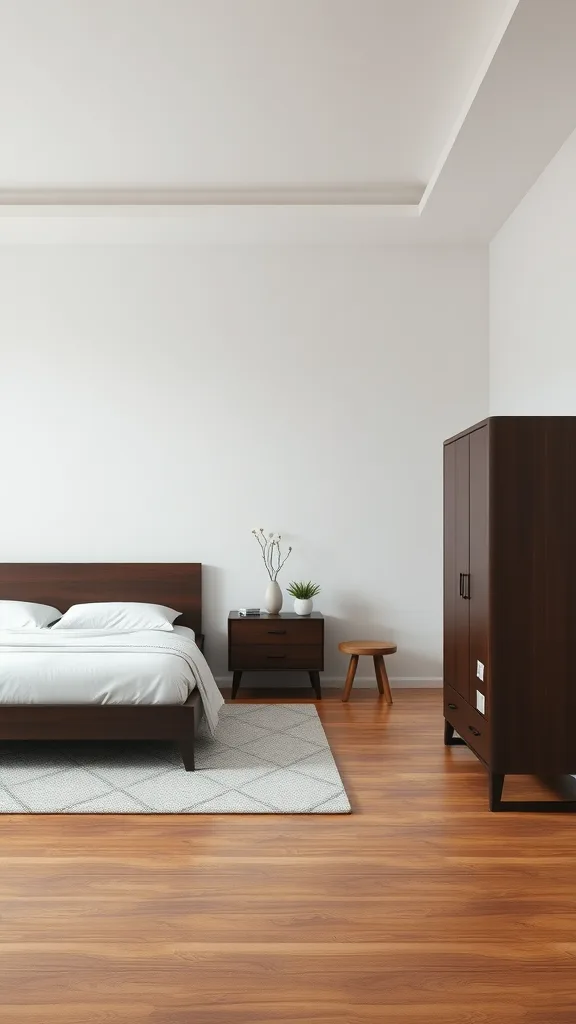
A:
338,641,397,703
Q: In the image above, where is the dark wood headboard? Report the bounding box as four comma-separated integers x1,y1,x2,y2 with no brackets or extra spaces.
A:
0,564,202,635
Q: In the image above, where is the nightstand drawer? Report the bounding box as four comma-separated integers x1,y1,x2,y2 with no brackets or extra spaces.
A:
230,644,323,671
229,619,323,646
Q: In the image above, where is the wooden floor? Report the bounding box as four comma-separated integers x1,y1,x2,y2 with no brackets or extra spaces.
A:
1,687,575,1023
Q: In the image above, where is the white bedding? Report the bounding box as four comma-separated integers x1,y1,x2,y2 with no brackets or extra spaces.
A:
0,625,224,736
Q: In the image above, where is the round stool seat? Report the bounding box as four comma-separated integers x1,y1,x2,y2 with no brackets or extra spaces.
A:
339,640,397,657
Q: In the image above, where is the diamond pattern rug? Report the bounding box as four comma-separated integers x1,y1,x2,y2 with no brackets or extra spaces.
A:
0,704,351,813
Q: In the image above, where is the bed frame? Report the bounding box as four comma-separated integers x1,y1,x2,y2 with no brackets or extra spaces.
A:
0,563,204,771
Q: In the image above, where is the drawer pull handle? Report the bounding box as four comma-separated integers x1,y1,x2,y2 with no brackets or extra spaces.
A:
267,655,286,660
468,725,481,737
267,630,287,635
447,703,457,710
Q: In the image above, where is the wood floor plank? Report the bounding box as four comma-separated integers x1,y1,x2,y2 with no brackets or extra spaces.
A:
0,689,575,1023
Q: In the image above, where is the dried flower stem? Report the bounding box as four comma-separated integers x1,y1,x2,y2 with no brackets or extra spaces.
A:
252,528,292,582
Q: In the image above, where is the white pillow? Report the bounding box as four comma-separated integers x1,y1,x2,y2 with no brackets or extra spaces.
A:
52,602,181,632
0,600,62,629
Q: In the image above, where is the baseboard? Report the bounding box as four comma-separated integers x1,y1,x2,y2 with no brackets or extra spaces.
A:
216,676,442,689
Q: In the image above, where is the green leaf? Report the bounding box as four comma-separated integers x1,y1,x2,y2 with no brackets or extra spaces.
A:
286,580,321,599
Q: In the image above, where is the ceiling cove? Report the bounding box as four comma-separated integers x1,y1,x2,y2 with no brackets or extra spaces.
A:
0,0,517,215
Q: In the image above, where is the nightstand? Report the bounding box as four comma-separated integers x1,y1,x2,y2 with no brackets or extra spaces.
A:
228,612,324,699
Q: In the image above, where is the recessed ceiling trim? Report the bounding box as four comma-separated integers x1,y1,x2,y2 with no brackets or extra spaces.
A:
0,184,424,209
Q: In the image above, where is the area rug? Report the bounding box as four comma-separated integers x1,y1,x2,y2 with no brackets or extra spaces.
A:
0,704,351,814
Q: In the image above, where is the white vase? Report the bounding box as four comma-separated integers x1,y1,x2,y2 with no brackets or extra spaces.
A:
264,580,283,614
294,597,313,616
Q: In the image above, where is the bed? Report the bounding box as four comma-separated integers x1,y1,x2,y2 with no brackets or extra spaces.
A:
0,563,222,771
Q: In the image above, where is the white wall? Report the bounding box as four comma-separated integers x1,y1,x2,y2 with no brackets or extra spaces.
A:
490,126,576,413
0,244,488,684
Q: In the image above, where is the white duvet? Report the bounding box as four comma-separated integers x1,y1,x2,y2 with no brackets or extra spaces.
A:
0,625,224,736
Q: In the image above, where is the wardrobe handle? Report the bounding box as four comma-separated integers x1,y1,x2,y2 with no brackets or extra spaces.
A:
267,630,287,635
447,703,457,710
459,573,464,598
266,655,286,660
468,725,481,737
463,574,471,600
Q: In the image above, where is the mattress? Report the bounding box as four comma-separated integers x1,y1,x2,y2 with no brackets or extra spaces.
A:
0,625,224,734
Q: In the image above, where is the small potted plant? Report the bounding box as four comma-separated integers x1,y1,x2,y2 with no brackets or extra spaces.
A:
287,581,321,616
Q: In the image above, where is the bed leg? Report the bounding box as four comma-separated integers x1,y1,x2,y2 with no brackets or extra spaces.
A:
179,737,196,771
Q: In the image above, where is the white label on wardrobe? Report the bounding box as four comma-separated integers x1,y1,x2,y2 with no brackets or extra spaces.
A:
476,690,485,715
476,660,485,681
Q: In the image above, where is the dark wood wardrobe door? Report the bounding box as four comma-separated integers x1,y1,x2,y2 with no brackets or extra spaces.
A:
468,425,489,718
490,417,576,773
444,436,470,701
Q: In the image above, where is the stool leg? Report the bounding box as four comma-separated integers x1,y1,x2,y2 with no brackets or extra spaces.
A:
373,655,393,704
342,655,359,702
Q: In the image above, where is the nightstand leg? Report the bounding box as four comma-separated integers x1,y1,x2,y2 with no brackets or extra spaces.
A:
309,671,322,700
231,671,242,700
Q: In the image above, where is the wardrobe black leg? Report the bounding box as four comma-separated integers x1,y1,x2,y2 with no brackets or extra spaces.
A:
444,719,465,745
231,671,242,699
489,772,505,811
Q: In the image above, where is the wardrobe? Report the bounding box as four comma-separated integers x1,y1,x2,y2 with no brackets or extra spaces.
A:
443,416,576,810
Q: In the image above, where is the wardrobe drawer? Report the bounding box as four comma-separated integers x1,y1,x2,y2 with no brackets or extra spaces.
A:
444,684,490,764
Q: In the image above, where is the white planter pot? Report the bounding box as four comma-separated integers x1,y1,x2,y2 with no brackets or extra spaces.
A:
293,597,313,616
264,580,283,614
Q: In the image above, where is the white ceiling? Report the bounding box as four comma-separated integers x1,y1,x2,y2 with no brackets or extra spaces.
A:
0,0,511,196
1,0,576,242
